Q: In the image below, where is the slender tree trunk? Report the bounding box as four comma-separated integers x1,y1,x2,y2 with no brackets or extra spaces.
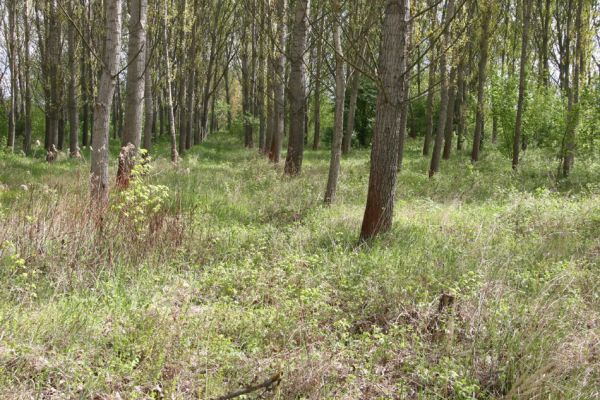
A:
163,1,178,163
284,0,310,175
324,2,346,204
429,0,454,177
561,0,583,177
23,0,33,155
257,0,267,153
269,0,287,163
471,4,491,162
312,4,323,150
143,46,154,151
121,0,148,151
343,68,360,154
442,67,457,160
224,63,232,131
512,0,532,169
397,14,412,170
360,0,408,241
241,36,253,148
422,0,437,156
68,0,80,158
91,0,123,205
7,0,17,151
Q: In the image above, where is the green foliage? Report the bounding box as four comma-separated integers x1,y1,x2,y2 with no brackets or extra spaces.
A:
111,151,171,234
350,76,377,147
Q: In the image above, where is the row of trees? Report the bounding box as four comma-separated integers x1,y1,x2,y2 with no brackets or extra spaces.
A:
1,0,599,240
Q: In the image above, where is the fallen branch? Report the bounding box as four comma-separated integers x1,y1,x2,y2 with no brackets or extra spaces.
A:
214,373,281,400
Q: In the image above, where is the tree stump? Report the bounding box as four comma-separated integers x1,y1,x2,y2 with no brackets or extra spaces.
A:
116,143,137,189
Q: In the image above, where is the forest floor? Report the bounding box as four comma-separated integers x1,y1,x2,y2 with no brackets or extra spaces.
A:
0,132,599,399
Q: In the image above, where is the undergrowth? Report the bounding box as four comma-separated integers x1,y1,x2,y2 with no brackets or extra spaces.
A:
0,134,598,399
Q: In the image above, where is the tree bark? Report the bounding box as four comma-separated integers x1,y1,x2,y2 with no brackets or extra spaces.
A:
7,0,17,151
471,3,491,162
442,67,457,160
269,0,287,163
23,0,33,155
312,3,323,151
121,0,148,150
284,0,310,175
324,1,346,204
90,0,123,205
429,0,454,177
512,0,532,169
163,0,179,163
561,0,583,177
360,0,408,241
68,0,80,158
422,0,437,156
143,46,154,151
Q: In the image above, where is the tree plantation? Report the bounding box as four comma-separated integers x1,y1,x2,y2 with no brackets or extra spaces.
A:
0,0,599,398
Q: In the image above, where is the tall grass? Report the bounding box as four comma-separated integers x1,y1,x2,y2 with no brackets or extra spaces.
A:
0,134,598,399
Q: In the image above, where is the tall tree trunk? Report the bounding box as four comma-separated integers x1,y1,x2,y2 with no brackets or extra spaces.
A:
324,2,346,204
360,0,409,241
23,0,33,155
7,0,17,151
224,63,232,131
343,67,360,154
512,0,532,169
442,67,457,160
143,46,154,151
90,0,123,205
257,0,267,153
47,0,62,154
397,13,412,170
561,0,583,177
422,0,437,156
241,35,253,148
429,0,454,177
312,3,323,150
68,0,80,158
163,1,178,163
269,0,287,163
471,3,491,162
121,0,148,150
284,0,310,175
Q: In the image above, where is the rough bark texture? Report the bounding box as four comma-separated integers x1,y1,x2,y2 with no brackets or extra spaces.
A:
91,0,123,205
121,0,148,149
360,0,408,241
324,3,346,204
284,0,309,176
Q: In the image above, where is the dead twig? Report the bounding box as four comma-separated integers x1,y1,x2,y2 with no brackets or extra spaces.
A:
213,373,281,400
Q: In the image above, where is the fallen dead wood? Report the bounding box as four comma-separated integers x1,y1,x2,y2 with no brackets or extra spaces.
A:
214,373,281,400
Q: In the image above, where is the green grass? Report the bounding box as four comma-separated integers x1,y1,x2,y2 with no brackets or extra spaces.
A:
0,132,599,399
